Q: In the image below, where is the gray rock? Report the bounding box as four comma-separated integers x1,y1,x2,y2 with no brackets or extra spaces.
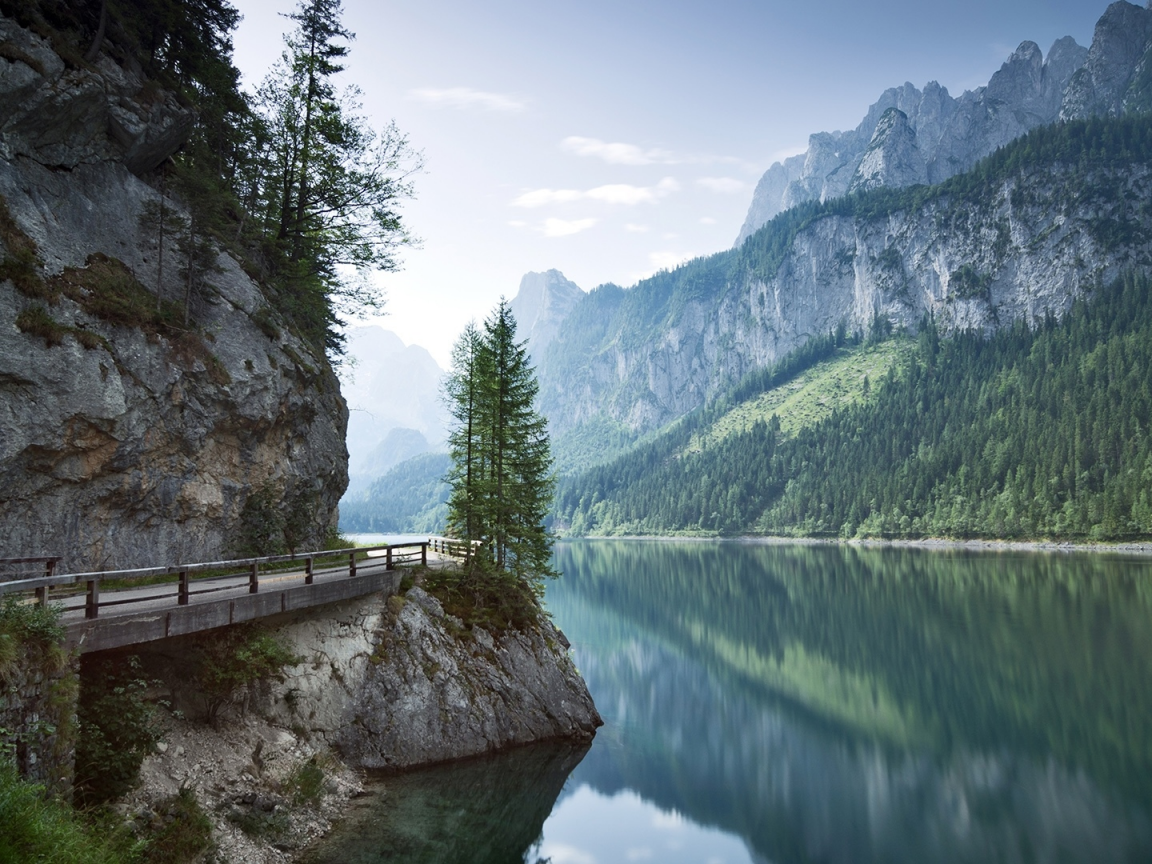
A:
0,16,194,174
508,269,586,357
0,13,346,571
336,590,601,768
848,108,927,194
1061,1,1152,120
737,29,1090,244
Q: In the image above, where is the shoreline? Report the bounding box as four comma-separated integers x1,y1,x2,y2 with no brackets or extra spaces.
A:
562,534,1152,556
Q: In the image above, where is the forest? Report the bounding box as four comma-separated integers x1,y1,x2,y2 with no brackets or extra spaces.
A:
556,270,1152,541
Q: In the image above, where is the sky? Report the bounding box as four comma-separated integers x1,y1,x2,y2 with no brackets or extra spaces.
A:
229,0,1105,367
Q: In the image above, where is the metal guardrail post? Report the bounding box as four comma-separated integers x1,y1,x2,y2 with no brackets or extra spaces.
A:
86,579,99,619
178,570,189,605
305,556,314,585
249,562,259,594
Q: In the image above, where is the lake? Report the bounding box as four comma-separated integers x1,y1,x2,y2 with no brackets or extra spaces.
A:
304,539,1152,863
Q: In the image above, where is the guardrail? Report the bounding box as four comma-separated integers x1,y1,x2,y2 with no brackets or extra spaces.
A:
0,556,61,582
0,543,430,620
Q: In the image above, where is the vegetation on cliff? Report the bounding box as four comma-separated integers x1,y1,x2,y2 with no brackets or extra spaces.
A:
1,0,418,358
557,271,1152,540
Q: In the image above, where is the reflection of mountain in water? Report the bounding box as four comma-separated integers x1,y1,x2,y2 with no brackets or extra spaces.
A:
547,541,1152,864
301,740,589,864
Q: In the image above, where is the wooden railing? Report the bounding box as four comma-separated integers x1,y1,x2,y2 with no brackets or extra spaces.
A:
427,536,478,559
0,543,429,620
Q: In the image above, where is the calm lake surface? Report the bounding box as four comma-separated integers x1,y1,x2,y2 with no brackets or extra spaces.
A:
304,540,1152,863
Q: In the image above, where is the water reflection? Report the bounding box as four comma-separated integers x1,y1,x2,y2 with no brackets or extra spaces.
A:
300,740,589,863
546,541,1152,863
307,540,1152,862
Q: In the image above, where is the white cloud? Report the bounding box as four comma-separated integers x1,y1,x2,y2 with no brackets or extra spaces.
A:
543,217,597,237
512,178,679,208
510,188,584,208
408,87,526,113
699,216,717,225
561,136,676,165
697,176,746,194
648,250,693,272
625,223,649,233
507,220,527,228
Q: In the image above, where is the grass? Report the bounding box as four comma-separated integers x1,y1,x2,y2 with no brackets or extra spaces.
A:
684,337,915,454
49,253,182,334
0,762,132,864
138,788,214,864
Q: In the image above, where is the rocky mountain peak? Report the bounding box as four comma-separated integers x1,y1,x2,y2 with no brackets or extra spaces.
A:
735,19,1101,247
1061,1,1152,119
508,269,585,355
849,108,927,194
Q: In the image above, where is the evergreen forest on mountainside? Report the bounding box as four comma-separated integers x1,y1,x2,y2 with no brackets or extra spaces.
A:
556,270,1152,541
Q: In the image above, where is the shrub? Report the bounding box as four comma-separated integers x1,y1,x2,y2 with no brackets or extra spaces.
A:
74,656,162,807
192,627,302,726
15,305,66,346
139,788,214,864
420,565,543,634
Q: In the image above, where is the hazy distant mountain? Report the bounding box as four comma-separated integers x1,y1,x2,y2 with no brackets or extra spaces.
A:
340,326,448,497
508,270,585,356
734,31,1089,244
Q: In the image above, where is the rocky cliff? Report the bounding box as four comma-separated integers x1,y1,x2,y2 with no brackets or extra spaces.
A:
0,12,347,570
734,14,1102,244
508,269,586,357
539,128,1152,437
120,586,600,861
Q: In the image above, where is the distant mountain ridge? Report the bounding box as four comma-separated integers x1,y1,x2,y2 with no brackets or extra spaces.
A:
735,34,1089,244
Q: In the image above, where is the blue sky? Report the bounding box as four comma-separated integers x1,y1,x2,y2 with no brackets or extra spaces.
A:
231,0,1105,365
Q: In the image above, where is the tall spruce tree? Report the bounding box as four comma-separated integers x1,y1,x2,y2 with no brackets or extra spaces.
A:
444,302,556,585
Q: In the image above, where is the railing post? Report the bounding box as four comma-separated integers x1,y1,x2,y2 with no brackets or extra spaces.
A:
421,543,427,567
305,556,314,585
350,551,357,577
44,559,55,579
178,570,189,605
86,579,99,619
35,585,48,607
385,547,393,571
249,561,259,594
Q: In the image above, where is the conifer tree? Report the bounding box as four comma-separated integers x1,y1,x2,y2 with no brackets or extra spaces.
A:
444,301,556,586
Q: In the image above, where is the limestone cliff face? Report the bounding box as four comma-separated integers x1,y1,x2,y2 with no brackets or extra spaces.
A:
735,23,1094,245
0,13,347,570
540,160,1152,437
508,269,586,357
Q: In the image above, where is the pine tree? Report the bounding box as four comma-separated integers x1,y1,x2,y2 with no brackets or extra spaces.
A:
444,301,556,586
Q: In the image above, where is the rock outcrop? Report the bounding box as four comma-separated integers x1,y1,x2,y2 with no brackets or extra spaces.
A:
0,11,347,570
122,585,600,859
508,269,586,357
1061,1,1152,119
735,23,1094,244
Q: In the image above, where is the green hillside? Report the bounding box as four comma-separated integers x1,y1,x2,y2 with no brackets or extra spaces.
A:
556,271,1152,541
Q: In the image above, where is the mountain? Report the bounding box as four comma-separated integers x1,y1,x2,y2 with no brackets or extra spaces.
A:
537,3,1152,457
734,30,1090,245
340,326,448,495
507,269,585,357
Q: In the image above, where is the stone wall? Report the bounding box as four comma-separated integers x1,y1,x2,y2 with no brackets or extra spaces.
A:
0,646,78,797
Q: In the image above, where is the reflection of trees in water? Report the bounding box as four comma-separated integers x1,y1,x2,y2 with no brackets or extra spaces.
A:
300,740,589,864
548,540,1152,864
